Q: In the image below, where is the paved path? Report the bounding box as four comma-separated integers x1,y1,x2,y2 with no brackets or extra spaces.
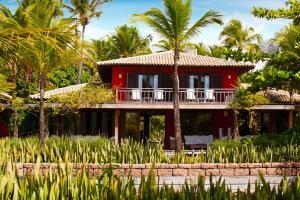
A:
132,176,296,191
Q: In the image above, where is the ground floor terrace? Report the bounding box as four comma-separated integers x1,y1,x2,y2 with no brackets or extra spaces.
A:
0,101,299,149
40,105,299,149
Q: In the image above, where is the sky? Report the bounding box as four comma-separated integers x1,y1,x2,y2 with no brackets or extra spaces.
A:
1,0,291,50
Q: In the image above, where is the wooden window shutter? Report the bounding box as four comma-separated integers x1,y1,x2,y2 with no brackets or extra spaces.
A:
179,74,188,88
127,73,137,88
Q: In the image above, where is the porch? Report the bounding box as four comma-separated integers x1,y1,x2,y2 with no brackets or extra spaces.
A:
116,88,235,104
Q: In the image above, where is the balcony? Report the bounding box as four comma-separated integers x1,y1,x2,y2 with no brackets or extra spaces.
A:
116,88,236,104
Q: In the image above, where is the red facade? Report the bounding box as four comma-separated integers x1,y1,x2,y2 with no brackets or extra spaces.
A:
112,66,244,89
107,64,247,148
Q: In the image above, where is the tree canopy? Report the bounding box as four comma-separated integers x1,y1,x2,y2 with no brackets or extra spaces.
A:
252,0,300,24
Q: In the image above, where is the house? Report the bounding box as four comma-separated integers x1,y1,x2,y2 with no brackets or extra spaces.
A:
31,51,299,148
0,93,12,137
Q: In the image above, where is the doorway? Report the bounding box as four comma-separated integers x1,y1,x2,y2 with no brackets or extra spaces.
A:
125,111,165,143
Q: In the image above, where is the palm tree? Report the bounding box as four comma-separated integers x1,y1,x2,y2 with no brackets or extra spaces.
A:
0,3,28,138
92,39,112,61
109,25,152,58
271,24,300,101
93,25,152,60
68,0,111,84
132,0,223,151
155,39,191,52
192,43,211,56
272,24,300,60
0,0,79,142
26,0,77,146
220,19,262,54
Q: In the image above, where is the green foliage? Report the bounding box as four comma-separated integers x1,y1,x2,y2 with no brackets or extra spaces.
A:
0,165,299,199
48,67,91,88
230,84,270,110
241,126,300,146
149,115,165,142
0,73,14,93
220,19,262,54
92,25,152,60
68,0,111,27
0,135,299,164
48,83,115,111
252,0,300,24
132,0,223,50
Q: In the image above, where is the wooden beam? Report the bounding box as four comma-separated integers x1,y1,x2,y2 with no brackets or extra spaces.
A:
288,110,294,129
114,109,119,145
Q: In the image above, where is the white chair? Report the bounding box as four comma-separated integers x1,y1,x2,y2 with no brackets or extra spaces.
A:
186,89,196,100
131,89,141,101
205,89,215,102
225,94,234,102
154,89,164,100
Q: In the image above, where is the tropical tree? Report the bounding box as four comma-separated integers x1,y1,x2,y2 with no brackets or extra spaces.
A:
0,3,30,138
155,39,191,52
68,0,111,84
252,0,300,25
0,74,14,94
92,39,111,61
93,25,152,60
192,42,211,56
132,0,223,151
0,0,80,144
267,24,300,100
30,1,79,145
109,25,152,58
220,19,263,54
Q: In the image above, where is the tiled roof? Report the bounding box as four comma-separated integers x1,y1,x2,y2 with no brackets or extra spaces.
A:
30,83,88,100
259,89,300,104
97,51,254,68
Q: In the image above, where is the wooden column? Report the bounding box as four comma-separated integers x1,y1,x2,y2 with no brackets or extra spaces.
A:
288,110,294,129
114,109,119,145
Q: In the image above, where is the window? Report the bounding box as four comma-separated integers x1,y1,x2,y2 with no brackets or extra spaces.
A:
189,75,209,89
138,74,158,89
181,111,213,135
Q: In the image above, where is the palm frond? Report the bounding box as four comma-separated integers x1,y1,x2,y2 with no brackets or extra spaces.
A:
184,10,223,41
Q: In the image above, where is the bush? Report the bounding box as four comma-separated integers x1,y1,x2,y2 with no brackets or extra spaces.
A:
0,165,299,199
0,136,299,164
241,126,300,146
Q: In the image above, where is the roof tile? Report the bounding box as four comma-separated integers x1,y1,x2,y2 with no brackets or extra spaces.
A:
97,51,254,68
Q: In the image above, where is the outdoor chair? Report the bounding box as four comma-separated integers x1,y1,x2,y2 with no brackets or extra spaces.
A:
186,89,196,101
204,89,215,102
154,89,164,101
131,89,141,101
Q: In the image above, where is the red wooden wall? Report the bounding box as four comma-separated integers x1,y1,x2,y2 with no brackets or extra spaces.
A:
112,66,243,89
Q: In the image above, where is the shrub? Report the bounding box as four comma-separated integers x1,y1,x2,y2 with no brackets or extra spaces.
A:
0,165,299,199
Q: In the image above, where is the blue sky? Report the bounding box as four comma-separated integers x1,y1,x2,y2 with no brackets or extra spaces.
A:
1,0,291,49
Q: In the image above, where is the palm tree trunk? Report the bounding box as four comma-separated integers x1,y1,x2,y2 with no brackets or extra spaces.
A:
39,75,46,146
24,64,31,98
173,43,183,151
11,60,18,138
233,110,239,140
12,110,18,138
77,24,86,84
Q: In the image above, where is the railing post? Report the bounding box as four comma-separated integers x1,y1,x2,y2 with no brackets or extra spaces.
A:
116,89,118,103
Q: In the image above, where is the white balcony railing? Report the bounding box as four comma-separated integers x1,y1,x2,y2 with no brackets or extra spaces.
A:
116,88,236,104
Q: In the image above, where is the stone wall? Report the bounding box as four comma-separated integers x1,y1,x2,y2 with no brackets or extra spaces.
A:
12,162,300,177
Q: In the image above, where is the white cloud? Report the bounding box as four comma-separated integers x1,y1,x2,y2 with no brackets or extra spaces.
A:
83,23,111,40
